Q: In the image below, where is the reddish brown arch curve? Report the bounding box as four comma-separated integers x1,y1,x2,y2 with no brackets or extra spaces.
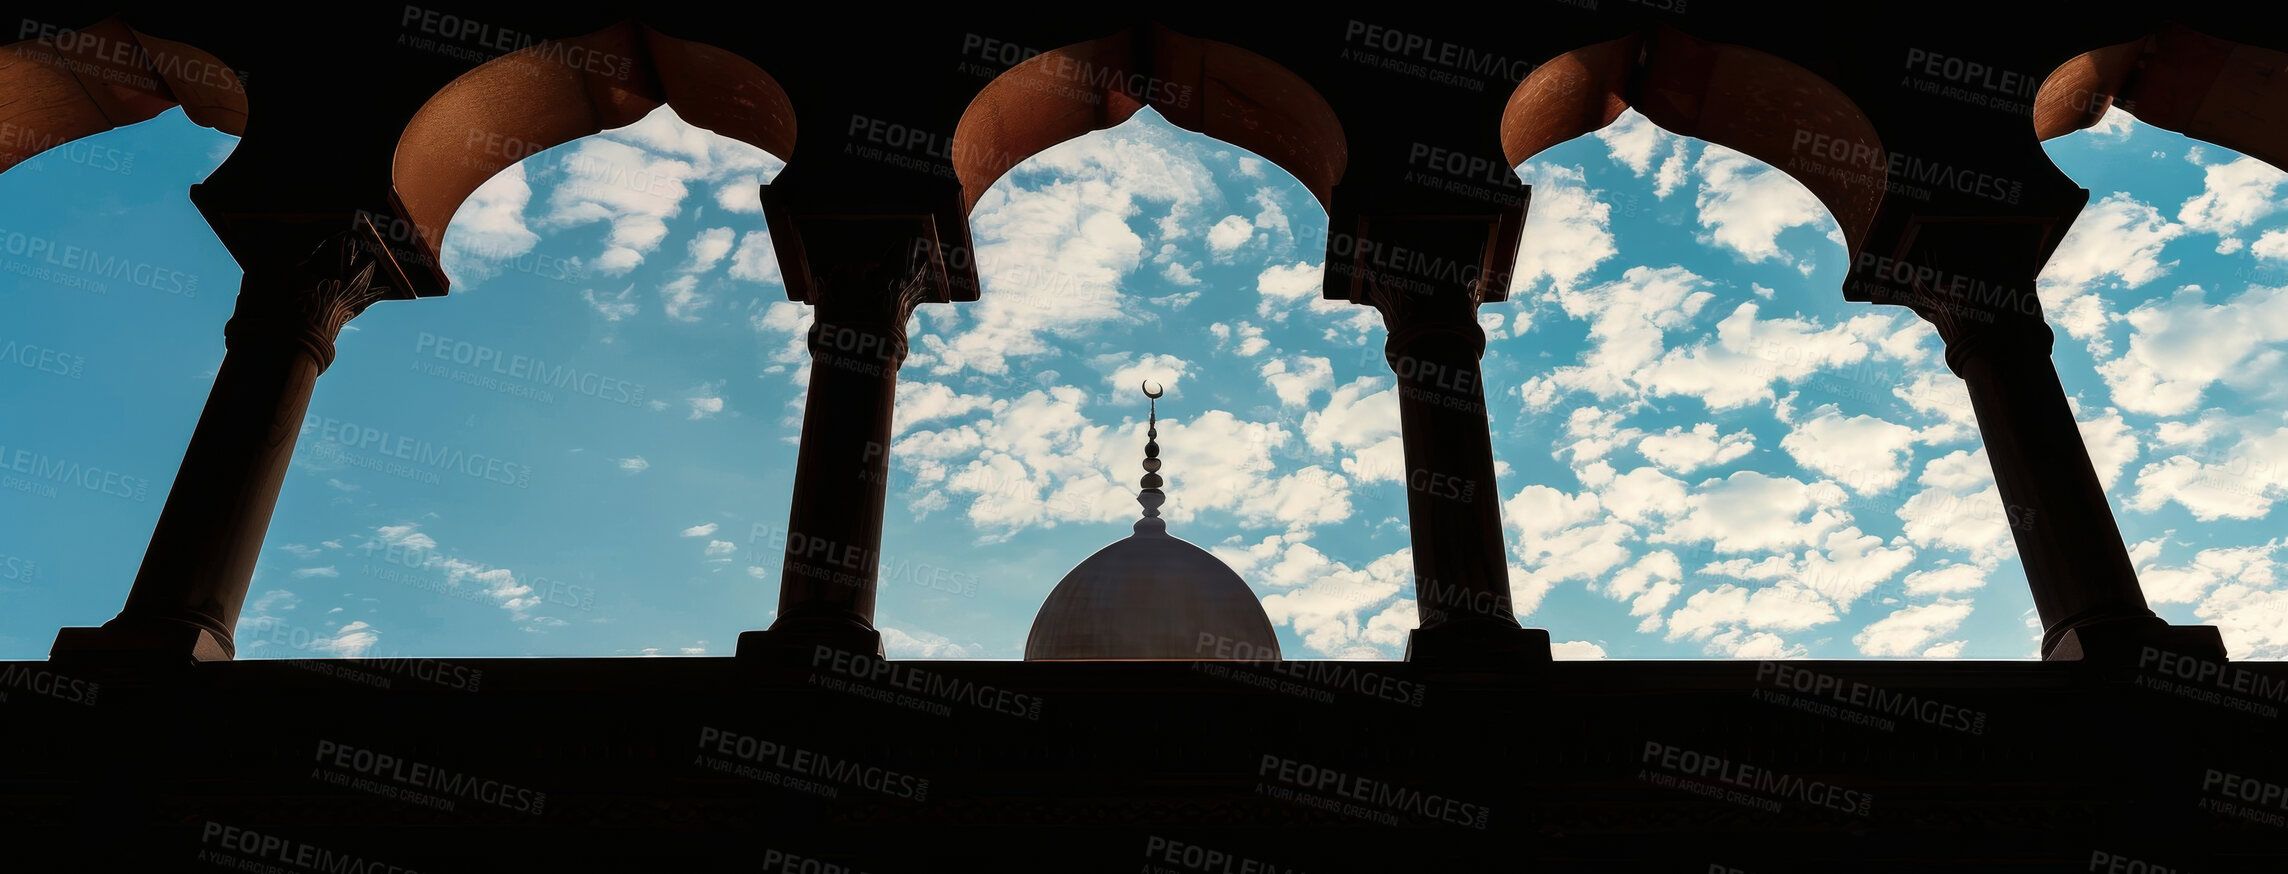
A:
953,24,1345,215
2035,24,2288,174
393,22,794,273
0,17,246,173
1501,27,1886,256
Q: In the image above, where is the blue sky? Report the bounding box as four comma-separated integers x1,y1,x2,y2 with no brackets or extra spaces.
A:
3,101,2285,661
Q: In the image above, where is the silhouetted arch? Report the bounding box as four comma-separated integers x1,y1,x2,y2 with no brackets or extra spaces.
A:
952,25,1345,215
1501,27,1886,256
2035,24,2288,174
0,16,245,174
393,22,794,274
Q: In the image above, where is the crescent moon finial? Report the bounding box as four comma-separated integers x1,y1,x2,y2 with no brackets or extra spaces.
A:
1142,380,1164,399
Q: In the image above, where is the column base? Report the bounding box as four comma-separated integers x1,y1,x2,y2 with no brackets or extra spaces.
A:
1405,623,1551,667
737,623,884,666
2046,617,2226,665
51,618,233,665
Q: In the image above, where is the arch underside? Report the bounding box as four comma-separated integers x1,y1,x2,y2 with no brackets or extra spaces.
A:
2037,23,2288,174
954,24,1347,217
392,21,796,271
0,17,245,173
1502,27,1886,258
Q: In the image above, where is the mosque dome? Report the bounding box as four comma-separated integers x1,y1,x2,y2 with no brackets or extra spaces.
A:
1023,383,1281,661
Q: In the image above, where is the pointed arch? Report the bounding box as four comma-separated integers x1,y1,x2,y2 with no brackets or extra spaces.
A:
1501,26,1887,256
2035,23,2288,174
951,24,1346,216
392,21,794,279
0,16,246,174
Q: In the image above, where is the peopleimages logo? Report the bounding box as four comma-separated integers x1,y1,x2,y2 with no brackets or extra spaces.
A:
1,339,84,378
811,645,1043,720
414,332,644,406
0,442,149,501
199,822,416,874
696,727,931,801
1640,741,1874,816
299,415,532,489
313,740,546,814
0,227,197,296
1256,754,1490,829
0,663,99,706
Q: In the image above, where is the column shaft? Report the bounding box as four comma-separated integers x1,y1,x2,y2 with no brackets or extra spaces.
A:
753,219,939,657
54,231,397,661
1879,219,2224,661
1341,217,1544,662
1947,321,2157,653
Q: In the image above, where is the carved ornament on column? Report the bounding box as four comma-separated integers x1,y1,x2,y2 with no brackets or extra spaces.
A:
221,231,396,371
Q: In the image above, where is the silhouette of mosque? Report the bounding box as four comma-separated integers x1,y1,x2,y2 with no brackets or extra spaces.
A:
1027,385,1283,661
2,4,2286,872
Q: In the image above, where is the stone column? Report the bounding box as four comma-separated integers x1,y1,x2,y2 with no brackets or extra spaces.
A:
1879,229,2224,663
52,231,401,663
740,219,939,660
1345,218,1548,663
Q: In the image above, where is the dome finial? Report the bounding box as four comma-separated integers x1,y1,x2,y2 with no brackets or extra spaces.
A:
1136,380,1167,535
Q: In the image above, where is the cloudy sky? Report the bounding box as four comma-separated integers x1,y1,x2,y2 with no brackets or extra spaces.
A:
2,101,2284,662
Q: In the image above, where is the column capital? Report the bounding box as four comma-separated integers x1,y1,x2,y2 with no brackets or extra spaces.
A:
1847,218,2056,374
799,218,942,327
794,218,946,378
1332,215,1508,360
222,230,403,371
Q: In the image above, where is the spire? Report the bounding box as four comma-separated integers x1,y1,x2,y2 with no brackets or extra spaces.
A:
1136,380,1167,535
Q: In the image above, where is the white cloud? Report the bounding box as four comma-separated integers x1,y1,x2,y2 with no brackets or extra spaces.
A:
1854,599,1973,656
1655,471,1850,554
1635,422,1755,474
894,387,1352,537
881,625,983,659
1520,265,1900,413
1211,321,1270,357
1509,163,1616,295
681,523,719,537
1301,377,1402,482
1691,143,1833,265
292,566,339,579
442,162,541,286
1259,356,1334,407
1551,640,1608,659
616,456,650,473
727,230,783,285
684,226,736,272
1895,448,2017,566
371,524,542,624
659,275,709,322
306,621,381,658
1902,564,1988,596
2178,154,2286,239
1206,214,1255,254
582,286,639,322
913,125,1217,376
2097,285,2288,417
1593,109,1679,177
1219,536,1412,657
686,381,727,420
1664,583,1840,650
2037,192,2185,344
2077,407,2139,491
1779,406,1920,494
1096,353,1191,402
704,540,736,558
536,107,781,275
1257,261,1345,321
2085,105,2136,140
